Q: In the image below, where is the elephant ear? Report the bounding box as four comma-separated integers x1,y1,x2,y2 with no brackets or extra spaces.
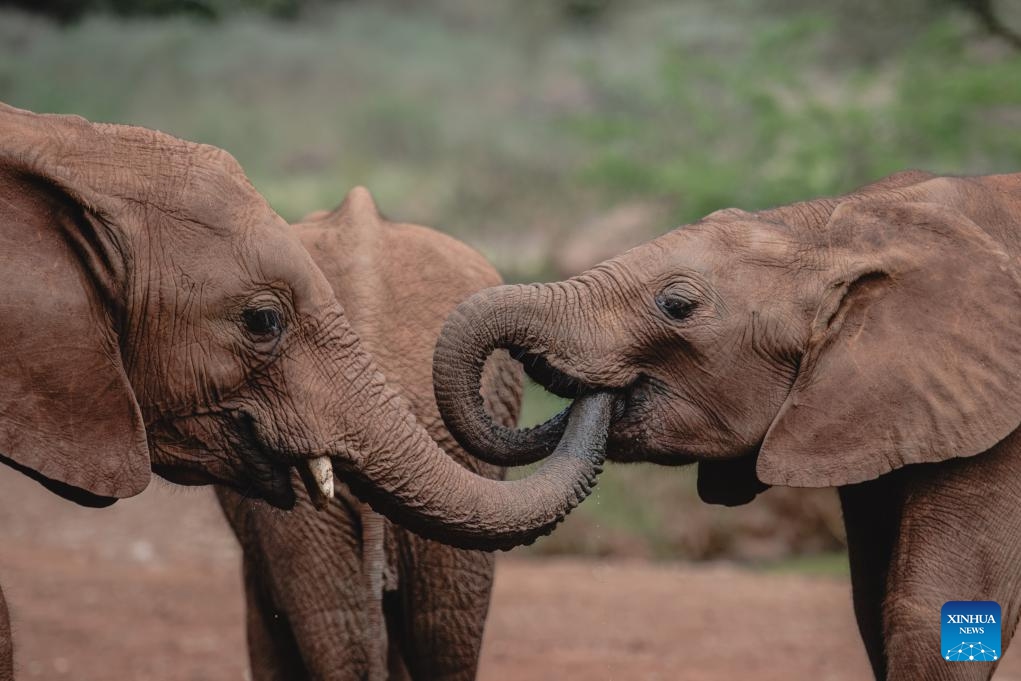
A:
758,199,1021,488
0,111,149,505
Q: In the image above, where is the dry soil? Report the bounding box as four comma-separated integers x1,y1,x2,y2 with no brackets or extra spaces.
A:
1,471,1018,680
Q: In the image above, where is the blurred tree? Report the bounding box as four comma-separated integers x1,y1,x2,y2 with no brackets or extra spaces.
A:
2,0,94,22
0,0,338,21
559,0,612,25
954,0,1021,49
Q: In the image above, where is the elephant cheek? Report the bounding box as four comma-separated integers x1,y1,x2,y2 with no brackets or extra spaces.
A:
243,348,345,455
147,414,238,486
149,438,232,487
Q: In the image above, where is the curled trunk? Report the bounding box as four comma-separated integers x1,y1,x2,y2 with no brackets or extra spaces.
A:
324,322,613,551
433,284,577,465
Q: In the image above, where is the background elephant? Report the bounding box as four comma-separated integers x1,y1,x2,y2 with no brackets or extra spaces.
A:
217,188,520,681
433,170,1021,680
0,103,607,678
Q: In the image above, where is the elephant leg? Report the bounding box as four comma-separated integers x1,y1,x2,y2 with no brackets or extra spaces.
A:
0,584,12,681
839,470,906,679
218,484,373,681
393,530,496,681
882,436,1021,681
275,496,374,681
243,557,307,681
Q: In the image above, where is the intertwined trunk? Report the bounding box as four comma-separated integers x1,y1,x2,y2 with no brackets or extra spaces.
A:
432,268,632,468
432,282,591,465
322,321,614,551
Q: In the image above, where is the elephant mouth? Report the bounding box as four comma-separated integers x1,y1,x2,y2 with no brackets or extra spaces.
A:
509,346,589,399
508,345,640,435
505,346,670,466
238,429,298,510
149,408,334,511
147,411,278,496
237,413,335,511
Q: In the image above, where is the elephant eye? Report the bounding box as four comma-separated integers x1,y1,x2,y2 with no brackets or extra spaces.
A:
242,307,283,338
655,292,697,321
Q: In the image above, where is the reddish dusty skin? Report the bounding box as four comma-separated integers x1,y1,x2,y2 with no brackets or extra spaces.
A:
435,171,1021,680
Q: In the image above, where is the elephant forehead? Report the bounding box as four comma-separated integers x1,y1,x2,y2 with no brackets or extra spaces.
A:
246,224,338,308
690,216,793,254
632,220,791,279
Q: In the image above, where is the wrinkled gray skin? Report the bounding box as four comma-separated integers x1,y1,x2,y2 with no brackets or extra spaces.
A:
435,171,1021,680
218,189,521,681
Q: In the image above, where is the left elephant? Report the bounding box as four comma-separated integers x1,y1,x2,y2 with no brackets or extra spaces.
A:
0,103,610,678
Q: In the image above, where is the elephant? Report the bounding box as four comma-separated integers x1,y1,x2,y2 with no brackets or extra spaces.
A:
0,104,609,677
217,188,519,681
432,170,1021,680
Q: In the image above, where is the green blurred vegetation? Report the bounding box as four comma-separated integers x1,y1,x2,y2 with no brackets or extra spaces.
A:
572,6,1021,222
2,0,1019,564
4,0,1020,284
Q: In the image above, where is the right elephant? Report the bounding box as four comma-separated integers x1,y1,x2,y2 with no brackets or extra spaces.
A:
433,170,1021,680
218,188,520,681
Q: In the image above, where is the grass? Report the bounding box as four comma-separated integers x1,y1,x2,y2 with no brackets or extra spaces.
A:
3,0,1018,560
754,552,851,578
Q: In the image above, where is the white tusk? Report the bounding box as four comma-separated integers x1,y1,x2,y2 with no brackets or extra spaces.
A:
303,456,335,510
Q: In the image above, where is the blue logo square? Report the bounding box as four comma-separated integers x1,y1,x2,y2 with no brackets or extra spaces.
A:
942,601,1001,662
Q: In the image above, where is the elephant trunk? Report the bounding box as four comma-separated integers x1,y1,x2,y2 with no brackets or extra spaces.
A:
434,275,608,463
324,321,615,551
433,283,583,465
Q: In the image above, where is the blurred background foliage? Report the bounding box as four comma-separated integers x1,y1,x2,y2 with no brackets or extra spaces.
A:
1,0,1019,566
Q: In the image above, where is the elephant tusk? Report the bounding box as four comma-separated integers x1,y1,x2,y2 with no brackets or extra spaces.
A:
300,456,335,510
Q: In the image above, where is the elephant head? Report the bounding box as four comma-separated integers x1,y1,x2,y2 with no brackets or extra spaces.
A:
434,171,1021,499
0,106,609,551
0,102,351,508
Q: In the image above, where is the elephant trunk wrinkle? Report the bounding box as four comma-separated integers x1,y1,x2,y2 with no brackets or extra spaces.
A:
433,283,572,466
337,389,616,551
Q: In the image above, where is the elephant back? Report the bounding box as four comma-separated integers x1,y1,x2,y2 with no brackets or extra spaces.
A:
294,187,522,477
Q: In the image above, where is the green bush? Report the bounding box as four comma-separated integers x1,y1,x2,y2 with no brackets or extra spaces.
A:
568,10,1021,225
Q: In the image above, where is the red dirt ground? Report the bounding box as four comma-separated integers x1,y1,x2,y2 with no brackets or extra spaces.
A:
1,471,1018,681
